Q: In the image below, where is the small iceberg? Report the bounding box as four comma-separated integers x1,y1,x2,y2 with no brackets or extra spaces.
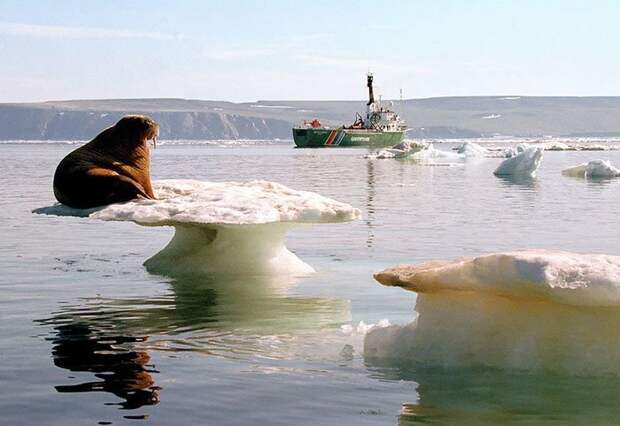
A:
366,141,489,163
542,141,571,151
34,180,361,276
455,142,487,157
493,145,543,177
365,250,620,375
364,140,427,160
410,143,471,164
562,159,620,178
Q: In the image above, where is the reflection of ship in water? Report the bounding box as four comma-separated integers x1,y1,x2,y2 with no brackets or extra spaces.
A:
48,321,160,411
38,273,349,415
366,160,377,249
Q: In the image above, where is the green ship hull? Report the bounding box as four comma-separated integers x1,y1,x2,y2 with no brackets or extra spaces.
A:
292,128,405,148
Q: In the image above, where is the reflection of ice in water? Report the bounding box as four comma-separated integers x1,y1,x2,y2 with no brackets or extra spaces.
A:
366,250,620,375
562,159,620,178
41,273,352,364
368,362,620,424
37,272,349,415
34,179,361,276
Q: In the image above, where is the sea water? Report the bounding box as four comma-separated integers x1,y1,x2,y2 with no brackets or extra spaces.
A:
2,140,620,425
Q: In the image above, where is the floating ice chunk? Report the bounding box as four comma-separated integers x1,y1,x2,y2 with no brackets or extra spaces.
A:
340,319,391,335
366,250,620,374
493,146,543,176
409,143,469,163
562,159,620,178
537,142,617,151
455,142,487,157
34,180,361,276
364,140,427,160
364,150,396,160
580,144,611,151
391,139,427,152
543,141,571,151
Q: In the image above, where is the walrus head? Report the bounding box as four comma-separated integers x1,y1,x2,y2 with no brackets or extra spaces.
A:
113,115,159,148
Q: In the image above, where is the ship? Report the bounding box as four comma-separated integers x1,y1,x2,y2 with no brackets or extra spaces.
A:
292,73,407,148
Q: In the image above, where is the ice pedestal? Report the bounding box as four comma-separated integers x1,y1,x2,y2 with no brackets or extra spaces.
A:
142,222,315,275
34,179,361,276
366,250,620,375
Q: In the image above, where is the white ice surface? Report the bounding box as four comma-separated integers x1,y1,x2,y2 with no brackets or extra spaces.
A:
34,179,361,276
92,179,360,225
562,159,620,178
365,250,620,374
408,143,476,164
364,140,427,160
542,141,571,151
455,142,488,157
493,145,543,176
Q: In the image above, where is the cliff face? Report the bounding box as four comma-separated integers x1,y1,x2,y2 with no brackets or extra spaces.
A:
0,106,293,140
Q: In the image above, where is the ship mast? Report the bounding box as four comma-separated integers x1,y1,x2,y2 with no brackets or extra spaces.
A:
366,73,374,106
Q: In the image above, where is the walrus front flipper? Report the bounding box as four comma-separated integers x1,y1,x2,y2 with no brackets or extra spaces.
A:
101,174,153,205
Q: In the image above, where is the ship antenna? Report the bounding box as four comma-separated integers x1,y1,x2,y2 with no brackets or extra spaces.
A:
366,73,374,106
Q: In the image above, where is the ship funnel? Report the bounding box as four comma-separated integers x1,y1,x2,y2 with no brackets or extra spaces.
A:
366,73,374,106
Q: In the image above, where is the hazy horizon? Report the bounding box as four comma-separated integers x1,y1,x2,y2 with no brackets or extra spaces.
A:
6,94,620,106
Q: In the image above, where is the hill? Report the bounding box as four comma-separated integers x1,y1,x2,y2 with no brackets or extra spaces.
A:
1,96,620,140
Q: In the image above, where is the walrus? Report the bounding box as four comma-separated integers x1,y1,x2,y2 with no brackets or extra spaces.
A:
53,115,159,209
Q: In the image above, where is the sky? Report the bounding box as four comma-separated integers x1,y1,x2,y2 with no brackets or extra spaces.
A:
0,0,619,102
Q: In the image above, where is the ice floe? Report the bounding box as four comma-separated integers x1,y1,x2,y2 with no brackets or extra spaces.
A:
455,142,488,157
562,159,620,178
409,143,475,164
364,140,427,160
493,145,543,176
365,250,620,374
34,180,361,276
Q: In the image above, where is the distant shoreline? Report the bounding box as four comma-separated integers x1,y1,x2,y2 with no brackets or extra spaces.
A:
2,97,620,140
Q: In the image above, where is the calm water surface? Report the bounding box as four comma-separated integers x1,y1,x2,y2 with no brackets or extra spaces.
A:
1,141,620,425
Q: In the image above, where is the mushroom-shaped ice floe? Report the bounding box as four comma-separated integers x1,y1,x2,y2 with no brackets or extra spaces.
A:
37,179,361,276
365,250,620,375
493,145,543,177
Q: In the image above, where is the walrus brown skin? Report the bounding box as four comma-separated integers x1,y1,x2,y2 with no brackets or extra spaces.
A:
53,115,159,209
